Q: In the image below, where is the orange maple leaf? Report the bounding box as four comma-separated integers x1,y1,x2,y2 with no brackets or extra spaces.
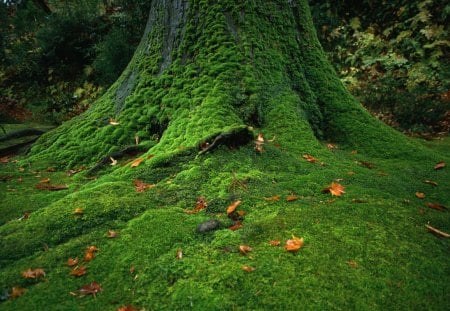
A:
269,240,281,246
284,236,304,252
66,257,79,267
227,200,241,215
322,182,345,196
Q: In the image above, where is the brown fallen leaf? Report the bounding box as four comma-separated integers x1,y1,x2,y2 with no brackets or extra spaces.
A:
286,195,299,202
239,245,253,254
434,161,446,170
415,192,425,199
347,260,358,269
130,158,144,168
117,305,138,311
46,167,56,172
133,179,155,192
302,154,318,163
66,166,85,177
73,208,84,215
269,240,281,246
185,196,208,214
264,195,280,202
241,265,256,272
70,266,87,277
66,257,79,267
0,156,10,163
73,281,102,297
10,286,26,299
426,202,448,211
84,245,99,262
228,221,242,231
358,161,374,169
227,200,241,215
175,248,183,260
35,183,68,191
107,230,118,238
285,236,304,252
326,143,337,149
39,178,50,183
322,182,345,197
21,268,45,279
423,180,438,186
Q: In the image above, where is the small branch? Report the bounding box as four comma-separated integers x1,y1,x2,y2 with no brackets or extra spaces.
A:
425,224,450,238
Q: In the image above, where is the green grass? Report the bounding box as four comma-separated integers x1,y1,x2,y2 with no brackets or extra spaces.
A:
0,133,448,310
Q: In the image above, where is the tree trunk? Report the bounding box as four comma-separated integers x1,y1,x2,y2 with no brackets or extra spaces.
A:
27,0,421,168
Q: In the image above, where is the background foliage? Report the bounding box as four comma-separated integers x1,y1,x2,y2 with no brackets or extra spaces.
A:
1,0,449,135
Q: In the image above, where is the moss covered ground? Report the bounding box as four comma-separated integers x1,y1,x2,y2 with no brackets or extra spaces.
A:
1,125,449,310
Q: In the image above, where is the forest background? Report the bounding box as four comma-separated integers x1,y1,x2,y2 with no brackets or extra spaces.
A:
1,0,449,135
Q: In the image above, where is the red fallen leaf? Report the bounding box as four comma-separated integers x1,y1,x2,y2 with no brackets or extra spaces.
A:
434,161,446,170
73,208,84,215
39,178,50,183
21,268,45,279
302,154,318,163
255,133,264,152
117,305,138,311
66,257,79,267
426,202,448,211
322,182,345,196
73,281,102,297
185,196,208,214
70,266,87,277
269,240,281,246
130,158,144,168
415,192,425,199
241,265,256,272
423,180,438,186
133,179,155,192
175,248,183,260
286,195,299,202
228,221,242,231
10,286,26,299
107,230,118,238
35,183,68,191
285,236,304,252
264,195,280,201
239,245,253,254
227,200,241,215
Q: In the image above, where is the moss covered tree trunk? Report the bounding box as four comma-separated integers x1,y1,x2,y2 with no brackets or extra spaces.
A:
28,0,418,167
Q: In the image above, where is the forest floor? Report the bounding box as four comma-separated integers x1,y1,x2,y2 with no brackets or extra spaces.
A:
0,122,449,310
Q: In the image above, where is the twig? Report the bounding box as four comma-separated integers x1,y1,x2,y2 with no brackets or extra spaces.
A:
425,224,450,238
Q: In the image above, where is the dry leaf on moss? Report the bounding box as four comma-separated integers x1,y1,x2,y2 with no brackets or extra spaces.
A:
227,200,241,215
285,236,304,252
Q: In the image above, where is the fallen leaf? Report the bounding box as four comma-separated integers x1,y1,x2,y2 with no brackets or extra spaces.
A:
426,202,448,211
73,208,84,215
19,211,30,220
415,192,425,199
237,210,246,217
302,154,318,163
74,281,102,297
326,143,337,149
84,246,99,262
133,179,155,192
39,178,50,183
21,268,45,279
351,150,358,154
46,167,56,172
130,158,144,168
264,195,280,201
10,286,26,299
255,133,264,152
66,258,79,267
35,183,68,191
434,161,446,170
107,230,118,238
269,240,281,246
175,248,183,260
17,177,23,183
109,118,120,125
239,245,253,254
423,180,438,186
117,305,138,311
0,156,10,163
110,157,118,166
358,161,374,169
70,266,87,277
347,260,358,268
286,195,299,202
185,196,208,214
284,236,304,252
66,166,85,177
227,200,241,215
322,182,345,197
241,265,256,272
228,221,242,231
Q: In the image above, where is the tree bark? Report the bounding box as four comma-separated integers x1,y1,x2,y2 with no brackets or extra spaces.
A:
27,0,421,168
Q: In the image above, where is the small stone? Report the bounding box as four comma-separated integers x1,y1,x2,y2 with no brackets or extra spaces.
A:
196,219,221,233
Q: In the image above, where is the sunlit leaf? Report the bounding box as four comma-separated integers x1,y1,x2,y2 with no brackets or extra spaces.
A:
227,200,241,215
73,208,84,215
284,236,304,252
130,158,144,167
322,182,345,196
241,265,256,272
